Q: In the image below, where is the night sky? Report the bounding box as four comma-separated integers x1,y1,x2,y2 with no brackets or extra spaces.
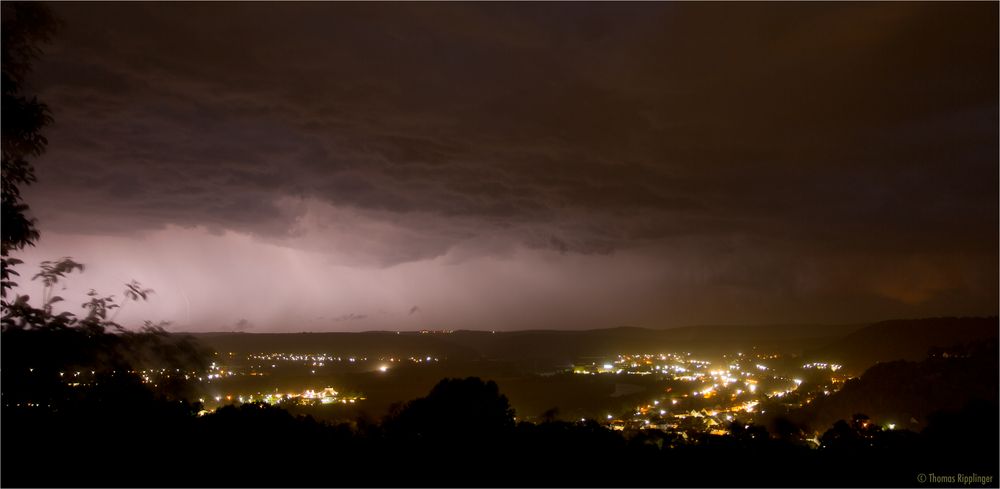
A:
16,2,999,331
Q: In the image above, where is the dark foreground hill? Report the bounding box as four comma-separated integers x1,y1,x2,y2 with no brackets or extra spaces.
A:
4,375,997,487
3,320,998,487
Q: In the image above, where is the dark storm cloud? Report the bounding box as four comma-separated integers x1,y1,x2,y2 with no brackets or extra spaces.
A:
16,2,998,328
331,313,367,323
232,318,253,332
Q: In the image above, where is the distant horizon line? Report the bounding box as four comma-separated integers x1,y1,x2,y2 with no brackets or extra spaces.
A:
171,315,997,335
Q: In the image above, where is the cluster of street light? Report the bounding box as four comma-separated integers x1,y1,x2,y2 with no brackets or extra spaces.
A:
572,350,847,436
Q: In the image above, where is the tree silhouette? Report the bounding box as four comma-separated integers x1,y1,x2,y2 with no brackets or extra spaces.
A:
3,255,212,409
382,377,516,444
1,2,57,304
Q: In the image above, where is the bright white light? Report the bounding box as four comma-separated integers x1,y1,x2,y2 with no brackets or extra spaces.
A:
379,365,389,372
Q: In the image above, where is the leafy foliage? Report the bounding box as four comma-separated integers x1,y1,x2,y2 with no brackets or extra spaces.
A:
2,256,212,410
1,2,58,306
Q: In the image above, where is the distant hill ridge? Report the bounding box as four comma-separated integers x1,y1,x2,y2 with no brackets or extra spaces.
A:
804,317,998,372
184,318,996,371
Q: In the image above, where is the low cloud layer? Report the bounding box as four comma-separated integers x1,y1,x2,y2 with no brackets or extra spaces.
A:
13,3,998,330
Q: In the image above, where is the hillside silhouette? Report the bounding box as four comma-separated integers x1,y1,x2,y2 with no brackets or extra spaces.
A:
762,338,999,434
804,317,998,372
